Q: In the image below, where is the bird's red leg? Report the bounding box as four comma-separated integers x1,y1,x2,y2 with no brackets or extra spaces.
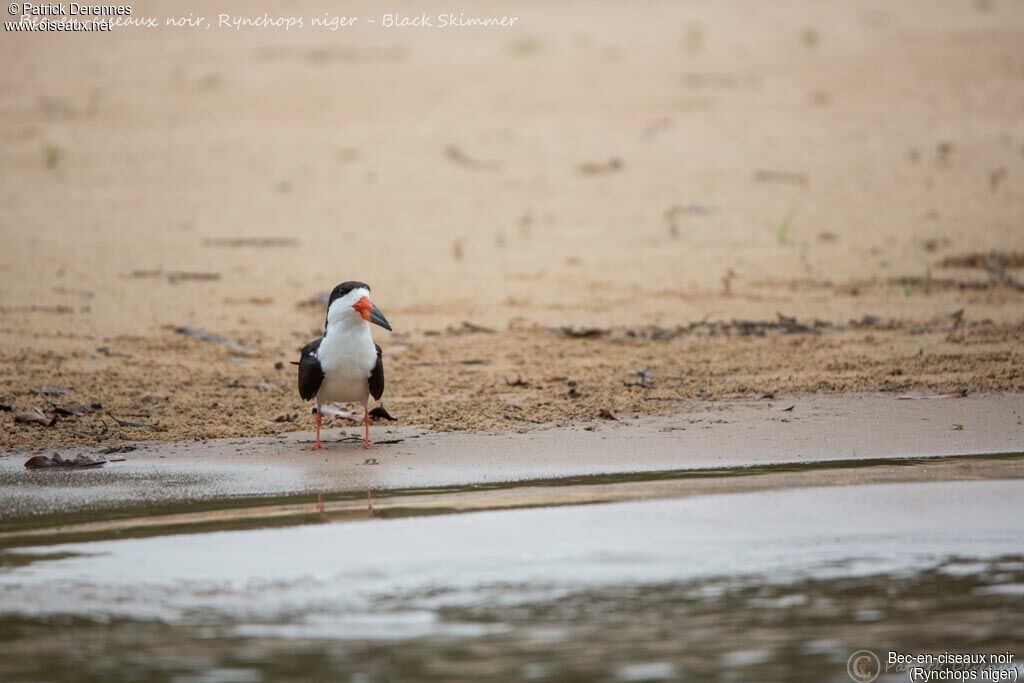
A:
310,409,324,450
317,492,324,518
362,408,373,449
367,489,374,514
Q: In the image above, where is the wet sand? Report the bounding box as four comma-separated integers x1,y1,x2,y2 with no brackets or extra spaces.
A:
2,393,1021,525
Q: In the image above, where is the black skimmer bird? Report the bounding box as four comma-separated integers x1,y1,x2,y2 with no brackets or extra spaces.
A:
295,281,391,450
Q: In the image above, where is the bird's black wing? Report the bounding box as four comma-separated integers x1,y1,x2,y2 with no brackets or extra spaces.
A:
296,338,324,401
368,344,385,401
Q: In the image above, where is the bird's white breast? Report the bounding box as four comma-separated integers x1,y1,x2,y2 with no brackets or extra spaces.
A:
315,320,377,405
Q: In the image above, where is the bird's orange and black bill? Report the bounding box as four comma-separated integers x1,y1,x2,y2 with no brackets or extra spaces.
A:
353,296,392,331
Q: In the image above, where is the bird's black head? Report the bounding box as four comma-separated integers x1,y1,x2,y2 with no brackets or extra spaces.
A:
327,281,371,307
323,281,392,332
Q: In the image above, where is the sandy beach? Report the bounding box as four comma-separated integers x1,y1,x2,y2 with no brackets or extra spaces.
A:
2,0,1023,448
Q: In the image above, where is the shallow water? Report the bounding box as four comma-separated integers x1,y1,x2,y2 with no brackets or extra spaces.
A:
1,465,1023,682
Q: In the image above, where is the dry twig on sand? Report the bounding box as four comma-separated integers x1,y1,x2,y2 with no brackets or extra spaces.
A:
444,145,502,171
984,260,1024,292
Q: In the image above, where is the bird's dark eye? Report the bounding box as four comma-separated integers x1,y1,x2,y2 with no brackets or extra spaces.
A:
327,281,370,307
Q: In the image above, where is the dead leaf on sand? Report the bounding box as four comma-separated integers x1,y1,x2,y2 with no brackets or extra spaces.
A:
30,386,73,395
174,326,251,355
100,445,137,455
753,169,809,186
598,407,638,421
15,408,56,426
106,413,159,429
624,369,653,389
226,379,285,390
555,326,608,339
202,237,298,248
577,158,623,175
25,453,107,469
444,144,502,171
46,402,89,417
166,271,221,284
133,270,221,284
449,321,497,335
505,414,544,424
408,359,491,367
897,390,969,400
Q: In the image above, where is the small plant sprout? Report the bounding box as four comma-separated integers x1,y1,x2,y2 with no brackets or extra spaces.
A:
904,262,934,296
777,209,795,245
682,22,705,54
508,38,543,57
722,268,737,295
44,144,62,169
664,205,684,239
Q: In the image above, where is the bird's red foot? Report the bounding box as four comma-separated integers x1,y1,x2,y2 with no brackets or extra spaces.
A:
317,492,325,518
310,410,324,450
361,410,373,450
